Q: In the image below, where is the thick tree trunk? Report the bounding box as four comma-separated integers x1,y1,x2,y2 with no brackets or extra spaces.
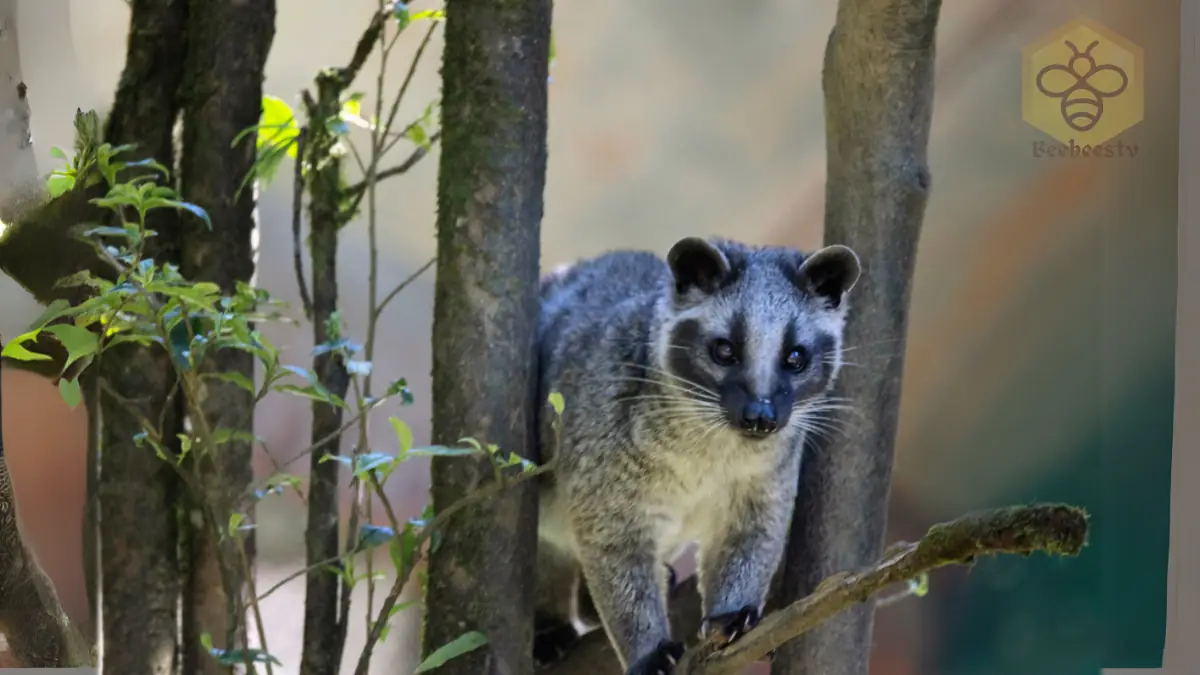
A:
177,1,276,673
772,2,941,675
422,1,552,674
95,1,191,673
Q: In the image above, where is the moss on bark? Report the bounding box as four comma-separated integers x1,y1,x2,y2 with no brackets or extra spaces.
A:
422,1,553,674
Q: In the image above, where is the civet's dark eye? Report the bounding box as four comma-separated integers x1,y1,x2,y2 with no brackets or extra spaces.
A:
783,346,810,372
709,338,737,366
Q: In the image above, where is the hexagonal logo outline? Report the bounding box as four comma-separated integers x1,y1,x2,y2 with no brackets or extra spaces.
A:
1022,15,1144,146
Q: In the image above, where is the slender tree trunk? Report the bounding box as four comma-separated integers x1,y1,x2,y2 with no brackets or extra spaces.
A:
95,1,191,673
773,2,941,675
298,71,356,675
422,1,552,674
177,1,276,673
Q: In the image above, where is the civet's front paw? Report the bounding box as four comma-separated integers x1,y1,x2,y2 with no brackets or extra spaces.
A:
624,639,685,675
701,604,762,646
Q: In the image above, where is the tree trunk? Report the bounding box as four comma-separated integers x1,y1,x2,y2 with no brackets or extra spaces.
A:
95,1,191,673
422,0,552,674
772,2,941,675
298,74,354,675
177,1,276,673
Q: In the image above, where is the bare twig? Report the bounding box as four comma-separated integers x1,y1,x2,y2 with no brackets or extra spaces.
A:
293,127,313,319
375,256,435,319
343,133,441,200
379,20,440,155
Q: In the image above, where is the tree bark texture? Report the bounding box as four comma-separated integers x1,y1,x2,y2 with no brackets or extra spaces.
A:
773,3,941,675
423,0,552,674
177,1,275,673
95,1,191,673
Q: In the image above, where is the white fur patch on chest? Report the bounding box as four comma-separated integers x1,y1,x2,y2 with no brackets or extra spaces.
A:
649,446,774,560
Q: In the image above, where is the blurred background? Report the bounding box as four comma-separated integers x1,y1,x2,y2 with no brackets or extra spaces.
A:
0,0,1179,673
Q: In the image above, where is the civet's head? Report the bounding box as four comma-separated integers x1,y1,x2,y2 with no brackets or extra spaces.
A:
656,237,860,443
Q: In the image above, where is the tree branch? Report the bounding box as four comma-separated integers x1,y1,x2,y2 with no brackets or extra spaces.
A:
544,504,1088,675
342,131,440,199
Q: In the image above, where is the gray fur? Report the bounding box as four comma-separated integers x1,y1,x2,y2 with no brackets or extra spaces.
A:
534,237,861,671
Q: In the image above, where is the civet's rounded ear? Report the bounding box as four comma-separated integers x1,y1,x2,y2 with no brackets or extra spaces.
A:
666,237,731,296
796,244,861,308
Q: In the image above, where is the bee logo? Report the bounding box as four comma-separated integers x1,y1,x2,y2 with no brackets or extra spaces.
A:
1035,39,1129,132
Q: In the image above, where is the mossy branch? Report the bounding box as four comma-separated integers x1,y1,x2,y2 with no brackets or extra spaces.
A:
544,503,1089,675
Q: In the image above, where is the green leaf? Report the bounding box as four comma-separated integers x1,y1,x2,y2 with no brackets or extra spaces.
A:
406,123,428,148
389,417,413,455
407,445,480,458
358,524,395,550
276,365,345,407
58,377,83,409
375,600,418,642
177,433,194,463
276,383,346,408
388,533,409,575
213,428,261,447
312,337,362,357
44,323,99,373
386,377,414,405
211,648,282,667
146,198,212,229
47,173,75,197
257,95,300,158
414,631,489,673
24,299,73,331
228,513,245,536
354,451,398,479
548,391,564,416
908,572,930,597
393,1,411,29
411,9,445,21
1,333,51,361
209,371,257,395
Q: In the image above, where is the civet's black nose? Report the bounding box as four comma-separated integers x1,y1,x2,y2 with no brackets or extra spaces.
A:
737,399,778,436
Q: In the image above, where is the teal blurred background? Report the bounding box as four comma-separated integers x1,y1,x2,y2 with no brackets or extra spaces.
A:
0,0,1180,673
